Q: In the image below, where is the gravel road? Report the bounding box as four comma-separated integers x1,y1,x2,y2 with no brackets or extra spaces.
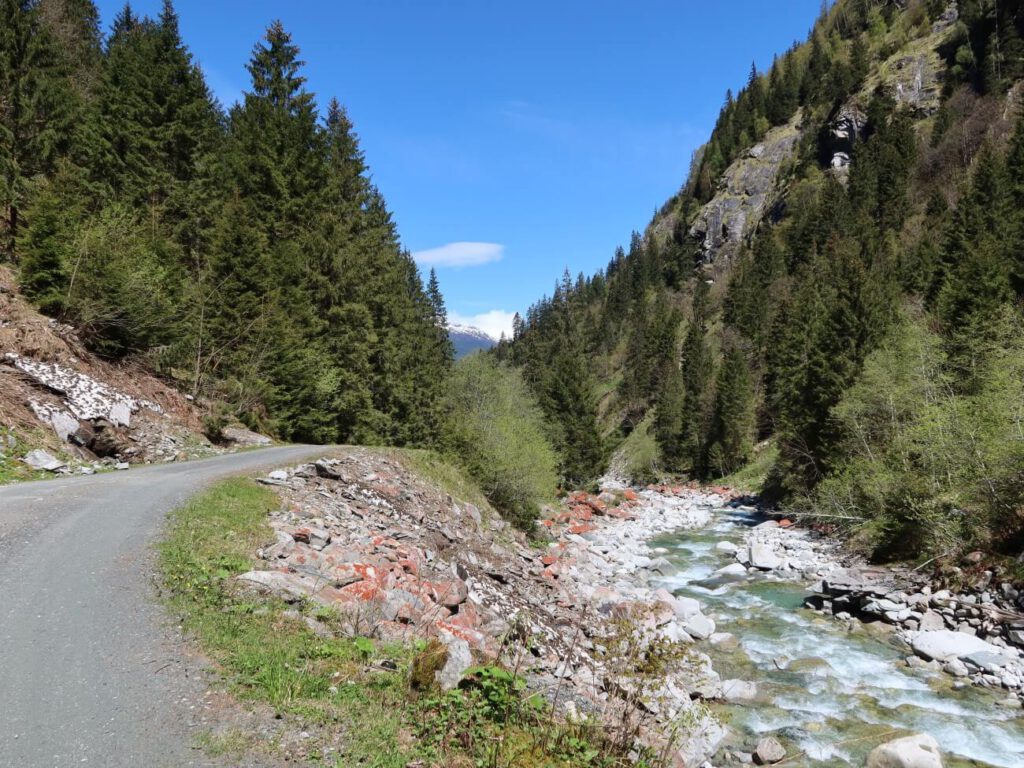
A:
0,446,328,768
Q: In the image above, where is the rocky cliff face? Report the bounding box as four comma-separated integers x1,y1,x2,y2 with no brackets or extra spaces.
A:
687,114,803,265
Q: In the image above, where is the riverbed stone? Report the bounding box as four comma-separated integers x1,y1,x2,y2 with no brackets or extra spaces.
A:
716,562,749,577
865,733,943,768
682,612,716,640
910,630,1004,663
943,659,969,677
716,541,739,555
720,678,758,703
753,735,785,764
748,541,781,570
918,611,946,631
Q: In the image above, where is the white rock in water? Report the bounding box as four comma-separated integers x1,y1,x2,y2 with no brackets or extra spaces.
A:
911,630,1005,663
720,678,757,703
715,541,739,555
715,563,748,577
748,541,782,570
22,449,66,471
682,612,715,640
754,735,786,764
865,733,943,768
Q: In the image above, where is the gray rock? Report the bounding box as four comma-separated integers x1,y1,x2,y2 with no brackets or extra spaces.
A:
918,611,946,631
720,678,757,703
960,650,1009,671
236,570,318,600
715,541,739,555
943,659,969,677
22,449,66,472
716,562,749,577
865,733,943,768
753,736,785,764
114,461,130,470
436,631,473,691
268,469,288,481
748,542,781,571
911,630,1003,663
682,612,716,640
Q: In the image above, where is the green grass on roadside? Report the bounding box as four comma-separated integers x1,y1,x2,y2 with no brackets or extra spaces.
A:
159,475,644,768
0,427,57,485
159,478,420,767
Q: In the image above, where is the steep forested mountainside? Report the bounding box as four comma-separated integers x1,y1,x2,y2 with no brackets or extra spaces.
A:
1,0,452,447
503,0,1024,561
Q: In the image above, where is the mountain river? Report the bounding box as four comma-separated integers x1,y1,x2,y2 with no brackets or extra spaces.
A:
652,505,1024,767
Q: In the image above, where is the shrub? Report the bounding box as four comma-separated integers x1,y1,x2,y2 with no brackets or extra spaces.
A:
443,354,558,530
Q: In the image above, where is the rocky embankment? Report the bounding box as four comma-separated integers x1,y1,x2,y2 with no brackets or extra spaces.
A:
714,510,1024,701
0,267,266,476
238,454,742,765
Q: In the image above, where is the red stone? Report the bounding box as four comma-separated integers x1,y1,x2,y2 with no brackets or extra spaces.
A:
623,489,638,501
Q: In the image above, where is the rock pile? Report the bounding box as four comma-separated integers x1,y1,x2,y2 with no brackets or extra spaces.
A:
3,352,223,469
809,567,1024,696
239,453,737,765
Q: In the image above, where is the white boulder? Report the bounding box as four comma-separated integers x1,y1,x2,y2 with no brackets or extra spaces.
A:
910,630,1005,663
865,733,943,768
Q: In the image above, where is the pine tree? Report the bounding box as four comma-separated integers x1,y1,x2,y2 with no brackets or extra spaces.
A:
679,280,713,475
0,0,77,259
707,343,755,476
227,20,325,240
653,358,685,470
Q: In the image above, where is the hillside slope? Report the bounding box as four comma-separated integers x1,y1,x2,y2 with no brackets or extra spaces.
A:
0,266,232,479
507,0,1024,562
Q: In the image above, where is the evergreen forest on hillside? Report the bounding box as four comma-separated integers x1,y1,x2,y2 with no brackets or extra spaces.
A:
501,0,1024,561
3,0,452,447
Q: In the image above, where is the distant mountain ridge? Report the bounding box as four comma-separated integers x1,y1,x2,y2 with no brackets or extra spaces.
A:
448,323,497,358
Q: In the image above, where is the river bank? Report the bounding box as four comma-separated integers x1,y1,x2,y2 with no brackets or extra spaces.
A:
227,454,1024,766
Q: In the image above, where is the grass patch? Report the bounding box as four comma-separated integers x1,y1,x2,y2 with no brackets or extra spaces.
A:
159,475,652,767
159,478,420,767
616,416,661,485
0,427,57,485
388,447,494,515
719,440,777,494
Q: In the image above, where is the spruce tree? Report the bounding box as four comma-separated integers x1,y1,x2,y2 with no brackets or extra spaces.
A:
0,0,77,259
707,343,755,477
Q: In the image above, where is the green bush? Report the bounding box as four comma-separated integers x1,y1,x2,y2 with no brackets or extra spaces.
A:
443,354,558,530
807,305,1024,560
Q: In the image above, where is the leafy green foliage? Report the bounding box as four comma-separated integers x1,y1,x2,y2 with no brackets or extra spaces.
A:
808,307,1024,560
443,353,558,529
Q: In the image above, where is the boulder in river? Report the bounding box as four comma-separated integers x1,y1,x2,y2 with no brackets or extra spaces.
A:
748,541,781,570
865,732,943,768
910,630,1006,663
753,735,786,764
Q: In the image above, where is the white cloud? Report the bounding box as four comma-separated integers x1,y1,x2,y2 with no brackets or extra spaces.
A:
449,310,517,341
412,241,504,268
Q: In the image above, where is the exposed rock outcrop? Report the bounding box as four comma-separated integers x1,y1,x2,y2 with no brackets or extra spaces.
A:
687,114,802,265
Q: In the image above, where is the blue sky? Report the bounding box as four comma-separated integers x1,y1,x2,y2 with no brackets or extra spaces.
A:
97,0,822,338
